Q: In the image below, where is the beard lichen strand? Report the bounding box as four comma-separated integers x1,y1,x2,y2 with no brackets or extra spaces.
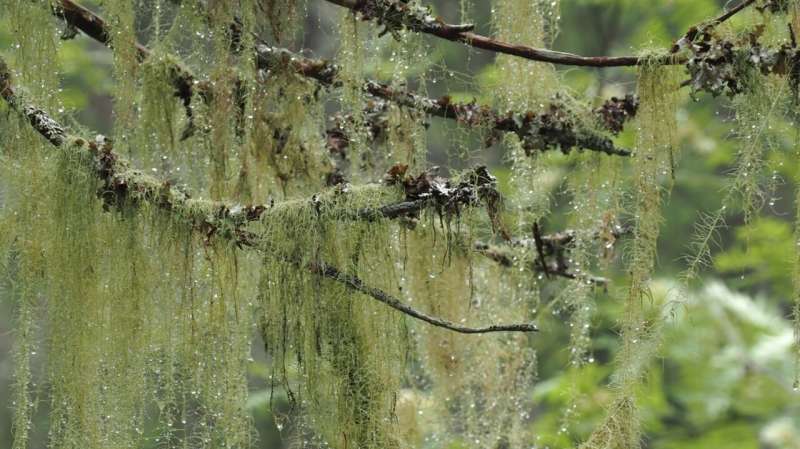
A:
261,0,304,43
249,69,330,199
104,0,139,142
677,68,789,305
44,151,110,449
140,54,181,159
3,133,43,449
558,155,625,438
205,3,240,201
403,223,535,449
257,187,405,449
580,62,679,449
3,5,62,446
794,161,800,391
0,125,258,448
731,70,787,225
8,0,61,111
493,0,560,110
337,12,373,181
383,31,428,172
493,0,560,236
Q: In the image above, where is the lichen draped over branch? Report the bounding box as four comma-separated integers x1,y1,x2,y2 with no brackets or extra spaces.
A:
2,1,800,449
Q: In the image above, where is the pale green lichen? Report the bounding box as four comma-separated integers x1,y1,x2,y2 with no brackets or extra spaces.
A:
402,224,536,449
247,72,330,199
337,12,373,181
104,0,139,141
257,186,406,449
580,62,679,449
681,66,790,296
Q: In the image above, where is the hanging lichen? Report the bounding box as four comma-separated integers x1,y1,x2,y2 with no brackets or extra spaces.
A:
381,31,429,172
681,62,791,294
492,0,566,235
580,61,679,449
257,186,407,449
1,5,62,446
261,0,304,43
400,215,536,449
248,70,330,198
104,0,139,140
337,12,373,181
140,53,182,157
493,0,560,109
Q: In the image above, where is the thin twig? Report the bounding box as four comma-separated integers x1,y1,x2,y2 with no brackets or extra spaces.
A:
310,262,538,333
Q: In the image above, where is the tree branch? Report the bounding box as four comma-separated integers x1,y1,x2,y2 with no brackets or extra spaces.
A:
257,45,632,156
323,0,757,68
310,262,538,333
53,0,200,106
0,57,537,335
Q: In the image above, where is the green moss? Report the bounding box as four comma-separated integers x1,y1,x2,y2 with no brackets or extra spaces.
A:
262,0,304,43
140,54,182,156
401,223,537,449
247,71,330,199
493,0,560,109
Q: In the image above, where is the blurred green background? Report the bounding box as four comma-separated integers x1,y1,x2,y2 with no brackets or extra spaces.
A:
1,0,799,448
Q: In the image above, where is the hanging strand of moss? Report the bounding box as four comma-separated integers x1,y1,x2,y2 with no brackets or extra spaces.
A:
679,67,790,304
257,190,406,449
382,31,429,172
337,12,373,180
556,152,625,438
7,247,37,449
261,0,304,43
493,0,563,235
248,69,330,198
792,121,800,391
104,0,139,147
4,3,62,446
581,61,679,449
402,216,536,449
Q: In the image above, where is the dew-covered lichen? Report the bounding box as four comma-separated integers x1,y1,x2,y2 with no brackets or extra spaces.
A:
257,186,406,449
580,61,679,449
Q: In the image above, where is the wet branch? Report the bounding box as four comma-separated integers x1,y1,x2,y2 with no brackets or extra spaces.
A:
310,262,538,333
323,0,757,67
0,57,537,335
257,45,634,156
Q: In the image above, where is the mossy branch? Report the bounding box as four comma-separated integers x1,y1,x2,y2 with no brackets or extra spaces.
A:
0,57,538,335
309,262,538,333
